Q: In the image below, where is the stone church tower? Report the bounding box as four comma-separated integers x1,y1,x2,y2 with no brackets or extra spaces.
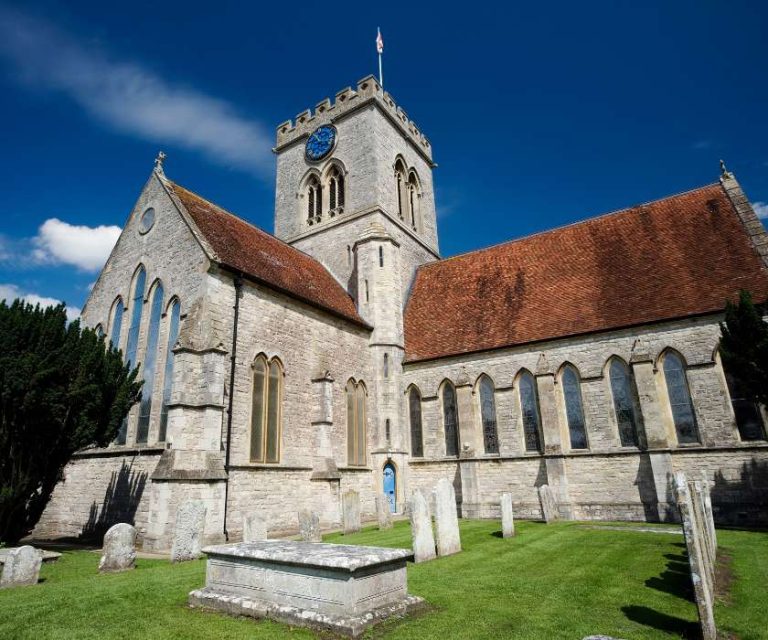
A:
272,75,440,497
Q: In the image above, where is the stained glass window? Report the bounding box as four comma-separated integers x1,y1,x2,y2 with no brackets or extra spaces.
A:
663,352,699,444
478,375,499,454
442,382,460,457
518,371,542,453
409,387,424,457
609,359,640,447
136,282,163,443
721,354,765,441
250,356,282,462
158,299,181,442
562,365,588,449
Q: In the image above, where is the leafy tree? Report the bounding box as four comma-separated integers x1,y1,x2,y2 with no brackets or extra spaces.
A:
0,300,141,544
719,290,768,407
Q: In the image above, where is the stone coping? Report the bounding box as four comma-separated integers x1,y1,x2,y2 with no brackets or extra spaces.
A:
201,541,413,572
0,548,61,565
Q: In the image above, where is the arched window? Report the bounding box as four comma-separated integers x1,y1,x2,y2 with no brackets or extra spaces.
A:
662,351,699,444
561,365,588,449
379,245,384,267
409,386,424,457
94,324,104,339
407,171,420,230
136,282,164,443
518,370,542,453
109,298,124,349
306,175,322,224
442,381,460,457
328,166,344,216
383,353,389,379
158,298,181,442
346,379,367,466
250,355,282,462
478,375,499,454
394,159,407,219
125,266,146,368
609,358,641,447
721,352,766,441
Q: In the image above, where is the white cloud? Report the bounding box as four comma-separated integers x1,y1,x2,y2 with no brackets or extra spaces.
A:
0,7,272,176
33,218,120,271
0,283,80,322
753,201,768,220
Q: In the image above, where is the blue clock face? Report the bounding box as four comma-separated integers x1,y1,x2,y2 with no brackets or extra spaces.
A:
305,125,337,162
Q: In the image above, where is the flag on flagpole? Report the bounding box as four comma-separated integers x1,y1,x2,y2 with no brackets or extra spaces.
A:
376,28,384,54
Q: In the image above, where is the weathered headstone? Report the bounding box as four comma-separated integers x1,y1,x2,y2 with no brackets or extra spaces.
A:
243,513,268,542
298,509,322,542
98,523,137,573
538,484,559,523
0,546,41,588
409,490,436,563
171,500,207,563
342,490,361,534
501,492,515,538
376,493,393,530
673,471,716,640
434,478,461,556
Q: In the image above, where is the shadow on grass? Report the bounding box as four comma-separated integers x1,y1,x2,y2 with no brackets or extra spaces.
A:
622,605,699,638
645,550,693,602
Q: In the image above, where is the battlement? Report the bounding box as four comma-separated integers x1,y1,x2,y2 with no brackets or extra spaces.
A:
275,75,433,161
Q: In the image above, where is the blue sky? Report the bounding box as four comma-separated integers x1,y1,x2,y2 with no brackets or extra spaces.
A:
1,0,766,316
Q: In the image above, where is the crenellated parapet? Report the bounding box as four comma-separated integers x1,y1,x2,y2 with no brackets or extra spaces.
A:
275,75,432,160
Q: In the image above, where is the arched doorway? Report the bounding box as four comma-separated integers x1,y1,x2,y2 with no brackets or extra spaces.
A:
383,462,396,513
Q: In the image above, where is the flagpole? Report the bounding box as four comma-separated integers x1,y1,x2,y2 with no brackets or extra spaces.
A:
379,51,383,88
377,26,384,88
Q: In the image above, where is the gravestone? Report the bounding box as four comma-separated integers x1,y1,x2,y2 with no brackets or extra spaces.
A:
376,493,393,530
409,490,436,563
538,484,559,523
171,500,207,563
243,513,268,542
500,493,515,538
298,509,322,542
342,490,361,534
0,546,41,588
673,471,716,640
434,478,461,556
98,523,137,573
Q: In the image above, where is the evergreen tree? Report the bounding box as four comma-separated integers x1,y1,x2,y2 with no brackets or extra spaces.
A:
719,290,768,407
0,300,141,544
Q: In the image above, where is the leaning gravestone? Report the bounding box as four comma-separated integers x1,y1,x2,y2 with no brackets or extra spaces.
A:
409,490,436,563
434,478,461,556
99,523,137,573
298,509,322,542
376,493,393,530
0,545,41,588
538,484,559,523
342,490,361,534
243,513,268,542
501,492,515,538
171,500,207,563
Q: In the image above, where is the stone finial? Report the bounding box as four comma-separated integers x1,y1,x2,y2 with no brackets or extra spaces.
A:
720,159,734,180
154,151,167,176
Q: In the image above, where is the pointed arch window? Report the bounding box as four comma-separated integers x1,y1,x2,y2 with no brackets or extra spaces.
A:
251,355,282,463
159,298,181,443
306,176,322,225
108,298,124,348
478,375,499,454
562,365,588,449
407,171,420,231
721,351,766,441
346,379,367,466
125,267,146,368
609,358,641,447
394,159,407,219
328,166,345,216
662,351,699,444
442,381,460,457
94,324,104,339
383,353,389,379
409,386,424,457
136,282,163,443
518,370,543,453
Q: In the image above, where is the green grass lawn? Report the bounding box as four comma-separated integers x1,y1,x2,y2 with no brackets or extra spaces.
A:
1,520,765,639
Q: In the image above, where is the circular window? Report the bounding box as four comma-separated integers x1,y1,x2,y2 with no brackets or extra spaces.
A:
139,207,156,234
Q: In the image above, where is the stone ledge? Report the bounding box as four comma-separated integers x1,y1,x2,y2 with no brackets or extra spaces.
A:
189,587,425,638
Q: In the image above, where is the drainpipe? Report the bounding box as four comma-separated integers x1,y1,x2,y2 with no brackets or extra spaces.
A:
222,274,243,541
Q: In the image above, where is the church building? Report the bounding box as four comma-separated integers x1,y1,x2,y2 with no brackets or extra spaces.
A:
35,76,768,549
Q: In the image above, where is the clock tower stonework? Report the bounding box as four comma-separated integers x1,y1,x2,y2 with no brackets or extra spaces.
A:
273,75,440,501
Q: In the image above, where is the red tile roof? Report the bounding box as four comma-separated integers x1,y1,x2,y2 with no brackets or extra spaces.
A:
404,183,768,362
167,181,367,327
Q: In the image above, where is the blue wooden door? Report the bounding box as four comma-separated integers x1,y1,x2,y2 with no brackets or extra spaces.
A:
383,463,396,512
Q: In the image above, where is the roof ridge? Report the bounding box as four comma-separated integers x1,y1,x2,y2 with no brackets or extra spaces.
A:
419,181,723,270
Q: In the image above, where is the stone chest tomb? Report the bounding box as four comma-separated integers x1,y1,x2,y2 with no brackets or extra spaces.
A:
189,541,422,637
